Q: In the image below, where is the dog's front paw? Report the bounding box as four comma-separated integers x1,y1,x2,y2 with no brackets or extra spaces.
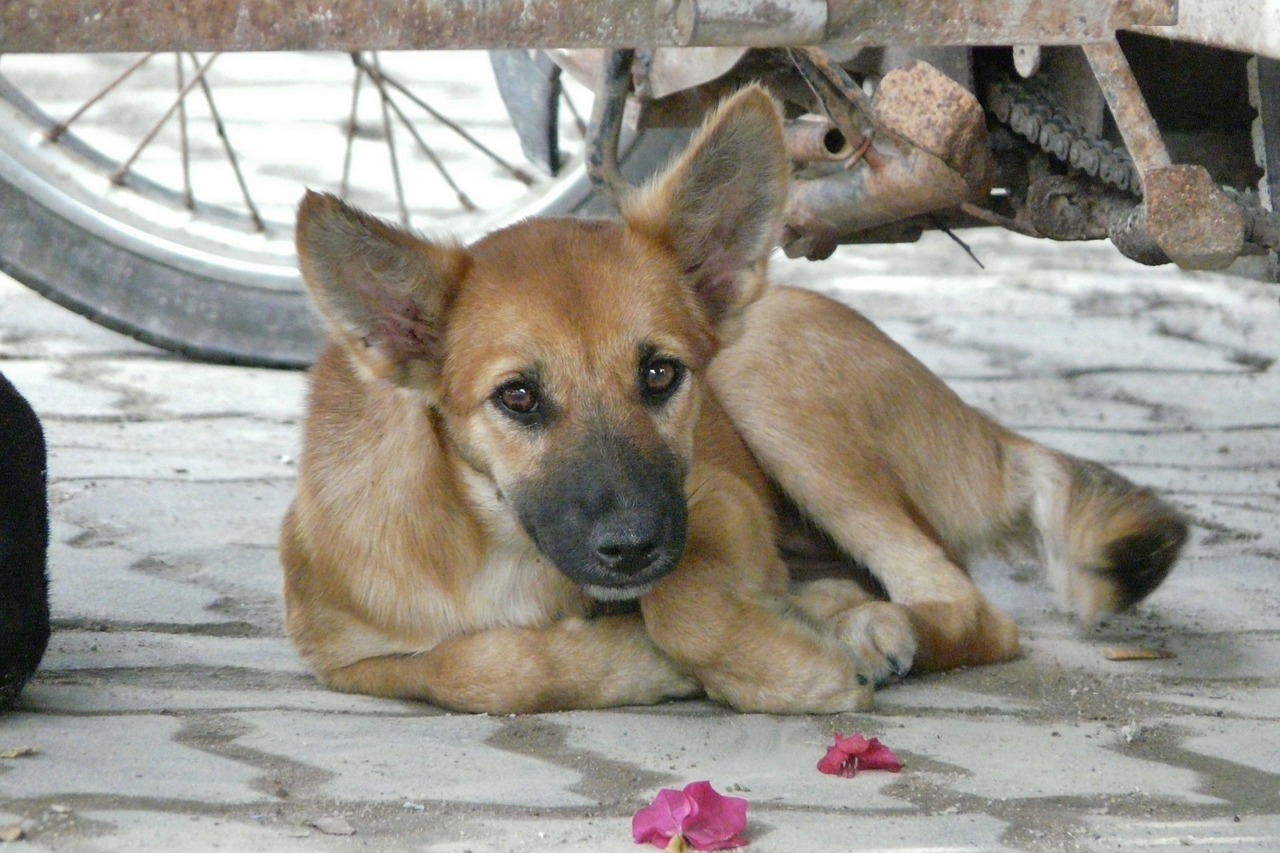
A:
831,602,918,686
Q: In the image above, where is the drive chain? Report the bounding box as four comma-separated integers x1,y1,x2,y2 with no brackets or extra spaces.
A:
987,76,1143,196
987,76,1280,251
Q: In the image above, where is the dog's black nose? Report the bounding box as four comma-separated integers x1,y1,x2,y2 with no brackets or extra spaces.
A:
589,514,664,575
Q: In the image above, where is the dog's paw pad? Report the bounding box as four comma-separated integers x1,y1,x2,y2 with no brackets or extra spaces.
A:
832,602,918,687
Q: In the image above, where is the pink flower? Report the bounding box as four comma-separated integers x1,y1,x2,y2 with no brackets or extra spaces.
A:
632,781,749,851
817,732,903,778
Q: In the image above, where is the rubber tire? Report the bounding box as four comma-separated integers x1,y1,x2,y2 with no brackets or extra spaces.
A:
0,175,325,368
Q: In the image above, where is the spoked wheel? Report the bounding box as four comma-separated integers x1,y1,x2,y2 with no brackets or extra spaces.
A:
0,51,680,367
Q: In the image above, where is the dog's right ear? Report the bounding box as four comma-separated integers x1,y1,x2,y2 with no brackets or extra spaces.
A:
295,191,471,393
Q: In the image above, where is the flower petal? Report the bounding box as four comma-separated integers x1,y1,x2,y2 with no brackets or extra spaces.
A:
817,733,903,777
859,738,903,773
680,782,749,850
634,787,694,848
834,733,873,756
816,744,853,777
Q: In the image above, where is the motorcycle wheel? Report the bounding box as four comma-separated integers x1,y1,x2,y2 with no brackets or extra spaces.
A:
0,52,681,368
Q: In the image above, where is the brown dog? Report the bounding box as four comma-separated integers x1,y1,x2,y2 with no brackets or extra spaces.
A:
282,86,1186,714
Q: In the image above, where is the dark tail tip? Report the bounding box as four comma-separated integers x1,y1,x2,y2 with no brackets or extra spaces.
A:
1101,509,1189,609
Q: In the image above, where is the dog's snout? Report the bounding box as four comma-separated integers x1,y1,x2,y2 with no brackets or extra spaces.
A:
590,513,663,575
511,433,689,594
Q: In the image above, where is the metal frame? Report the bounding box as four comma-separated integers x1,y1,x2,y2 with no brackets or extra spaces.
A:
0,0,1175,53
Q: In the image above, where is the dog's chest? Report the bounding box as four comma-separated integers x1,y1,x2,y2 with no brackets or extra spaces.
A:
458,465,589,626
466,538,585,626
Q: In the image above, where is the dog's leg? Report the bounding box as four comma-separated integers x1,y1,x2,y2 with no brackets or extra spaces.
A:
814,503,1019,673
641,470,874,714
776,480,1018,675
320,614,700,714
711,285,1021,674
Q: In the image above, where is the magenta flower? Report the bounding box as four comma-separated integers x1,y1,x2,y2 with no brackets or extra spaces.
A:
817,732,903,778
632,781,749,851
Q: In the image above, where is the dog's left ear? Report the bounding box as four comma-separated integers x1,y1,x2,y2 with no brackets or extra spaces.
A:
623,85,787,341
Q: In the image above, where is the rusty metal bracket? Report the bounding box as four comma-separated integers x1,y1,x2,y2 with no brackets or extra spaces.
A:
1084,40,1246,270
1081,41,1170,175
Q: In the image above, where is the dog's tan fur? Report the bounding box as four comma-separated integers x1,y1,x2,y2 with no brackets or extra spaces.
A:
282,86,1187,714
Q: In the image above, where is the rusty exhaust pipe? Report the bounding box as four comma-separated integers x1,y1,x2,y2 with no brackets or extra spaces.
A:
783,60,995,260
784,116,856,162
784,139,976,259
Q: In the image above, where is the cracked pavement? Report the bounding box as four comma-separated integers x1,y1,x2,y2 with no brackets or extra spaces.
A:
1,228,1278,851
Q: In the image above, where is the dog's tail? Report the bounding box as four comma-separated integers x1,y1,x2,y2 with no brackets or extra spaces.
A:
1008,440,1188,619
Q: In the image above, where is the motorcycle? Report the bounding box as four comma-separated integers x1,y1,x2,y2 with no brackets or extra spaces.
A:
0,0,1275,367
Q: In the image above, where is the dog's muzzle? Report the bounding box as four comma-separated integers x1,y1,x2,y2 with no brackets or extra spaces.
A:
511,436,688,597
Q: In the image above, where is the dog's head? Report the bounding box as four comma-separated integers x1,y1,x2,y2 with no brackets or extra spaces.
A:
295,86,787,599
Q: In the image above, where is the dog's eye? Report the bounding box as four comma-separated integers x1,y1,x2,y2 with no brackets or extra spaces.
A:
496,381,539,417
641,359,683,402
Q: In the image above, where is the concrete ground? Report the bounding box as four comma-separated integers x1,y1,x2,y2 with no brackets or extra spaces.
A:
1,229,1279,852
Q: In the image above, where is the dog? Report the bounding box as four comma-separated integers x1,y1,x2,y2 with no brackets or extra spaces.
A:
281,86,1187,714
1,370,50,708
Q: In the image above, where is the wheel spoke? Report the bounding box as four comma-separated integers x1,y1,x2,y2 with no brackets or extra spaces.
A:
187,52,265,232
357,56,477,213
46,53,155,142
341,57,364,197
110,52,220,186
370,53,410,225
175,53,194,210
353,53,534,186
389,88,477,212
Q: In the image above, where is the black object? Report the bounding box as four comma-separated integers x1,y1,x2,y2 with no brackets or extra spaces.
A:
0,370,50,708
